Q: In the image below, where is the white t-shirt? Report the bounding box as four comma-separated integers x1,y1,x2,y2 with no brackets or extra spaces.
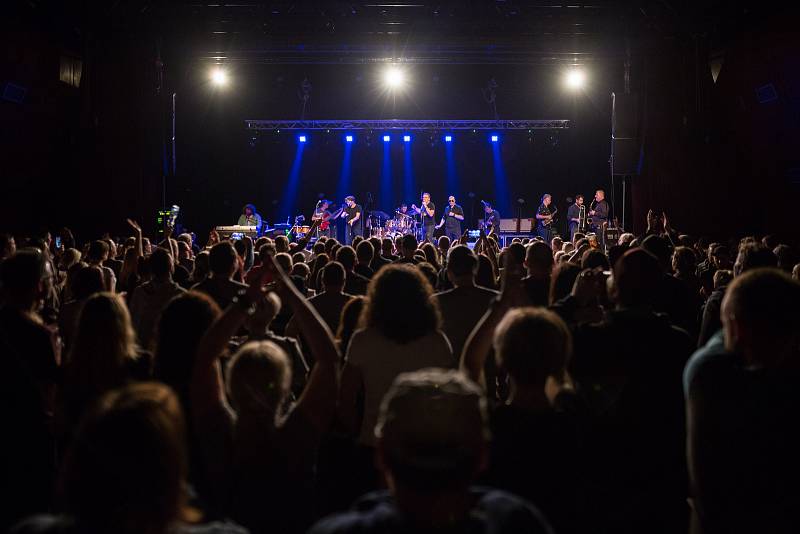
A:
346,326,455,446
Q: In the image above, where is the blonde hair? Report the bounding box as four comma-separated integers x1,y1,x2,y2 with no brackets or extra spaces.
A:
226,341,291,416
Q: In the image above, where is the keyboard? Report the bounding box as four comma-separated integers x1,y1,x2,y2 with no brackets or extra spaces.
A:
215,225,259,238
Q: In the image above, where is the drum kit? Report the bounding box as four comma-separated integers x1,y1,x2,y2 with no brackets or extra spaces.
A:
368,209,416,239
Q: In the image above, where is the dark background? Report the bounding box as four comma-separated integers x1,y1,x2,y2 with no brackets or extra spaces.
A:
2,2,798,242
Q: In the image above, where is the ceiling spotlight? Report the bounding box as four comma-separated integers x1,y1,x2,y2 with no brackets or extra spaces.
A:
403,135,411,142
211,67,228,86
444,135,452,143
298,135,307,143
345,135,353,143
565,69,586,89
491,135,499,143
384,66,405,89
383,135,391,142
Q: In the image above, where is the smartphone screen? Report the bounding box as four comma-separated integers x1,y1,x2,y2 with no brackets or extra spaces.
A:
55,237,62,249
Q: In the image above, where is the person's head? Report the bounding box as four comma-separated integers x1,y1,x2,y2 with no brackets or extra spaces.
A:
420,242,440,268
761,234,779,250
595,189,605,202
618,233,635,246
243,203,255,216
416,262,439,288
611,248,663,308
572,232,585,245
494,308,572,393
356,240,374,265
476,254,497,289
382,238,395,257
59,382,189,534
0,247,51,310
0,233,17,259
721,268,800,368
734,243,778,277
154,292,221,399
361,265,441,344
70,265,106,302
321,261,346,292
773,244,795,273
541,194,552,207
447,245,478,285
551,237,563,253
375,369,489,494
400,203,408,213
67,292,138,395
336,296,365,351
59,248,82,272
672,246,697,276
291,262,310,281
483,202,493,214
448,195,456,207
422,192,431,204
562,242,575,255
345,195,356,208
150,248,175,280
87,240,110,264
192,251,210,282
437,235,451,255
713,269,733,289
245,292,282,336
711,245,732,270
575,194,584,206
274,235,290,253
607,244,629,273
581,249,610,271
312,241,326,256
208,242,238,279
320,200,330,210
641,234,673,272
226,340,291,418
274,252,293,274
335,246,357,272
524,241,554,279
401,234,418,258
103,238,118,260
550,262,582,304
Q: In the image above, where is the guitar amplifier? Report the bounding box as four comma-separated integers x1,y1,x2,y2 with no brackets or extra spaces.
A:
604,227,621,243
499,218,534,233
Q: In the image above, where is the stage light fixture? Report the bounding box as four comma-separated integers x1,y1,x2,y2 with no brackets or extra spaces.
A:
211,67,228,86
445,135,452,142
384,66,405,90
565,69,586,89
345,135,353,143
383,135,391,142
403,135,411,142
298,135,307,143
491,135,499,143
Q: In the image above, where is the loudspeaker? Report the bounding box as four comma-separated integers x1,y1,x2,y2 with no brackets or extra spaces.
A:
611,92,641,175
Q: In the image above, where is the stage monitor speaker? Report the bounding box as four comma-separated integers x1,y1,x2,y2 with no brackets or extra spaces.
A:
611,92,641,176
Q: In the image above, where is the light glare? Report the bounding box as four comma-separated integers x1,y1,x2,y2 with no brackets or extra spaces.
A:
211,68,227,86
565,69,586,89
384,66,405,89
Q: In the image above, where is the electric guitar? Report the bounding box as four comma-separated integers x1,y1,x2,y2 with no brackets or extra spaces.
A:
319,205,344,231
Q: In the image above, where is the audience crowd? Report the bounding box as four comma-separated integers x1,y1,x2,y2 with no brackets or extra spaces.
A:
1,215,799,534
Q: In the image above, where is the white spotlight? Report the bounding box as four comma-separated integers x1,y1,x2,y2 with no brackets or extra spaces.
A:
565,69,585,89
384,66,405,89
211,68,228,86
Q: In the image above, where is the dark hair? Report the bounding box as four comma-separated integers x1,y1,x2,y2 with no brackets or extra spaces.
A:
525,241,554,274
401,234,418,252
356,240,374,263
506,243,526,266
550,262,582,304
208,242,237,276
322,261,346,288
447,245,478,277
87,240,110,263
735,243,778,276
361,265,441,344
154,292,221,407
773,245,795,273
476,254,497,289
613,248,663,307
641,235,672,271
420,243,440,271
416,262,439,288
150,248,174,278
70,266,106,301
672,246,697,275
243,203,256,214
581,249,610,271
336,246,357,272
59,383,188,534
336,296,366,352
0,248,46,297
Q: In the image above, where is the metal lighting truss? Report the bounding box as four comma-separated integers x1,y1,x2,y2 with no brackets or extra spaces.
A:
245,119,569,131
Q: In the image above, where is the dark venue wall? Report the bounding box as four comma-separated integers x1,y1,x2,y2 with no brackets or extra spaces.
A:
1,3,798,242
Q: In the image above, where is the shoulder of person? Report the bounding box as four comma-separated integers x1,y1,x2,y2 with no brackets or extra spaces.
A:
470,487,554,534
308,491,395,534
683,331,730,392
178,520,250,534
9,514,74,534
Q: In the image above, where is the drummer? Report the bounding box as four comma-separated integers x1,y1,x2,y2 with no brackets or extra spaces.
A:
395,203,414,234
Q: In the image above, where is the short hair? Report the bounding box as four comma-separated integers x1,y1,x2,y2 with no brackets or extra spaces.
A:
345,195,355,203
641,235,672,270
208,242,238,276
525,241,554,274
494,308,572,387
1,247,46,295
438,235,451,251
335,246,357,272
292,252,306,266
541,194,551,203
226,341,290,415
150,248,174,278
274,235,290,253
401,234,418,252
416,262,438,288
613,248,663,307
672,246,697,274
713,269,733,289
376,369,488,490
575,194,584,202
356,240,374,263
322,261,346,288
447,245,478,277
275,252,293,273
312,242,325,255
87,240,109,262
550,262,582,304
735,243,778,276
581,249,610,271
70,266,106,301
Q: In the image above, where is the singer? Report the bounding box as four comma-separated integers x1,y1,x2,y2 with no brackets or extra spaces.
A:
412,192,436,243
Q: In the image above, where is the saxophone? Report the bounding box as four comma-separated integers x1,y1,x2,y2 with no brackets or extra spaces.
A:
586,200,597,227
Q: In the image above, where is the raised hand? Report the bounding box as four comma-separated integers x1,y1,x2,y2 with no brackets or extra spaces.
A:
126,219,142,233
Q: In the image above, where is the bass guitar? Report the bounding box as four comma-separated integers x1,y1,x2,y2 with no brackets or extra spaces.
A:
319,205,344,231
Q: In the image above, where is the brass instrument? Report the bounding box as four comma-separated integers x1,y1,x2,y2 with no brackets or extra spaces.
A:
578,203,587,232
586,199,597,227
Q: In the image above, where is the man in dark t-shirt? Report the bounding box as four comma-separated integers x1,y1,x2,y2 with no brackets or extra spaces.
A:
413,193,436,243
437,195,465,242
342,196,363,245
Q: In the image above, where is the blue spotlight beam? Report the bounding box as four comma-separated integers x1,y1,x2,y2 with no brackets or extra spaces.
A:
491,142,511,219
246,119,570,131
279,143,306,221
403,141,415,207
380,142,392,212
445,139,458,201
335,139,353,203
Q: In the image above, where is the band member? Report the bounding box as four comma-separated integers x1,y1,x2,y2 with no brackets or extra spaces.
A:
567,195,584,242
589,189,609,247
396,203,413,234
436,195,465,242
535,194,555,243
312,200,332,238
237,203,263,235
483,202,501,234
341,196,363,245
413,193,436,243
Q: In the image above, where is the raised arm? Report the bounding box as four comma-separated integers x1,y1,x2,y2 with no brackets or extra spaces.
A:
127,219,143,258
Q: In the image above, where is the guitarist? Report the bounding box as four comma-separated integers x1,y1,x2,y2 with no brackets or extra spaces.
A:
535,194,556,244
313,200,333,239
